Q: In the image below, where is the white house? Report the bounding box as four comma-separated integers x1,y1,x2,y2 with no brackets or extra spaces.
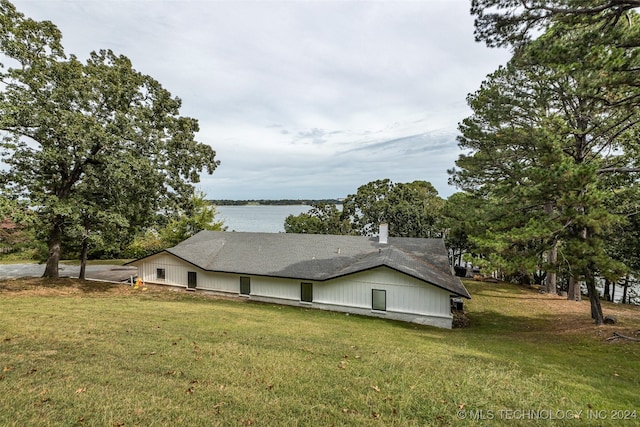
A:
127,227,470,329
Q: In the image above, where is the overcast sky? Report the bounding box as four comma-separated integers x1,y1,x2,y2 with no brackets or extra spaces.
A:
12,0,510,200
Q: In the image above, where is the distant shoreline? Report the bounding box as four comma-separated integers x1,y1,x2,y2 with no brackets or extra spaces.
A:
208,199,343,206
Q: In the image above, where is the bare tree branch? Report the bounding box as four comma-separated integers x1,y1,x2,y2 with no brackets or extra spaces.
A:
598,167,640,173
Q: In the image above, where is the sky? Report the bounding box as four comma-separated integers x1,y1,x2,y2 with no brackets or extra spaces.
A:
11,0,510,200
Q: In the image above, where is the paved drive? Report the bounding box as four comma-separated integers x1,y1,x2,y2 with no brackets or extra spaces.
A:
0,264,138,282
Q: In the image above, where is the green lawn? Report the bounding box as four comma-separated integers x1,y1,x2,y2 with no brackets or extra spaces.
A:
0,279,638,426
0,258,40,265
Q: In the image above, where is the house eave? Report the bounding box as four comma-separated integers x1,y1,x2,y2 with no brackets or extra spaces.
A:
132,250,470,299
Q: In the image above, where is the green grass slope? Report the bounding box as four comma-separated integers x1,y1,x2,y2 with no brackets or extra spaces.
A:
0,278,638,426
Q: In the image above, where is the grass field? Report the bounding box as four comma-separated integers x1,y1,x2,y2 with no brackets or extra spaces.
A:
0,278,638,426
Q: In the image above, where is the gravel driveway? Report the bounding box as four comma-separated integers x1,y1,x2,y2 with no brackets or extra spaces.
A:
0,263,138,282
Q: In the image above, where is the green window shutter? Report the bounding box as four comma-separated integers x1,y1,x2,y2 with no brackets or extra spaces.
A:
240,277,251,295
187,271,197,289
301,282,313,302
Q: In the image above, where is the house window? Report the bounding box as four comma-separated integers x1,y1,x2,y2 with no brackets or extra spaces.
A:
156,268,166,280
240,277,251,295
301,282,313,303
187,271,197,289
372,289,386,311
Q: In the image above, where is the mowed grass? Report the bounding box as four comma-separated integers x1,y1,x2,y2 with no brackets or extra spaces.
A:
0,279,638,426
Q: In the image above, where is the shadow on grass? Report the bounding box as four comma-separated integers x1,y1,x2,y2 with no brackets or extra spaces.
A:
76,280,120,293
468,284,545,297
465,308,565,335
51,277,122,293
472,294,552,300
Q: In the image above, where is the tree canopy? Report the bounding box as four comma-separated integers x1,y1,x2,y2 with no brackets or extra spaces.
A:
284,203,353,235
285,179,445,238
452,6,640,322
472,0,640,48
0,0,219,277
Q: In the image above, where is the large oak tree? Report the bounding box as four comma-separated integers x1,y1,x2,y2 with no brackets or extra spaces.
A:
0,1,219,277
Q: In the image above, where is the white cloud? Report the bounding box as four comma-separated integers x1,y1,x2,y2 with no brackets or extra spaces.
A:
11,0,510,199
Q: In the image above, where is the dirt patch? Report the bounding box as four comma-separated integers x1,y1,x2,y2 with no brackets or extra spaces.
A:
0,277,134,297
525,291,640,337
0,278,219,301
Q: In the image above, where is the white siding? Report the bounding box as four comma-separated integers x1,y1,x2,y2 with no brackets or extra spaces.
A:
134,253,236,293
132,256,453,328
133,254,298,299
315,267,452,319
135,253,195,288
251,276,300,301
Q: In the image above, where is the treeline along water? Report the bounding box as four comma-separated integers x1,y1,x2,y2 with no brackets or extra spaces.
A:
215,205,312,233
210,199,341,206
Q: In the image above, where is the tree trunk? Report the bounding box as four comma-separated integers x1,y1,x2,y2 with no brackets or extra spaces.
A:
585,264,603,325
579,221,603,324
611,279,616,302
604,279,611,301
79,235,88,280
622,275,629,304
43,220,63,278
567,275,582,301
545,241,558,294
543,203,557,294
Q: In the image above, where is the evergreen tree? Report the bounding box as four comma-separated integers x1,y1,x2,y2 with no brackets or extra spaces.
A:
450,17,640,323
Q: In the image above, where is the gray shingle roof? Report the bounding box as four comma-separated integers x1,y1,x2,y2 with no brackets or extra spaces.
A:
151,231,470,298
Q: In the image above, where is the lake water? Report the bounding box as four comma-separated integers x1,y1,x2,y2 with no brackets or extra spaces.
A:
215,205,311,233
